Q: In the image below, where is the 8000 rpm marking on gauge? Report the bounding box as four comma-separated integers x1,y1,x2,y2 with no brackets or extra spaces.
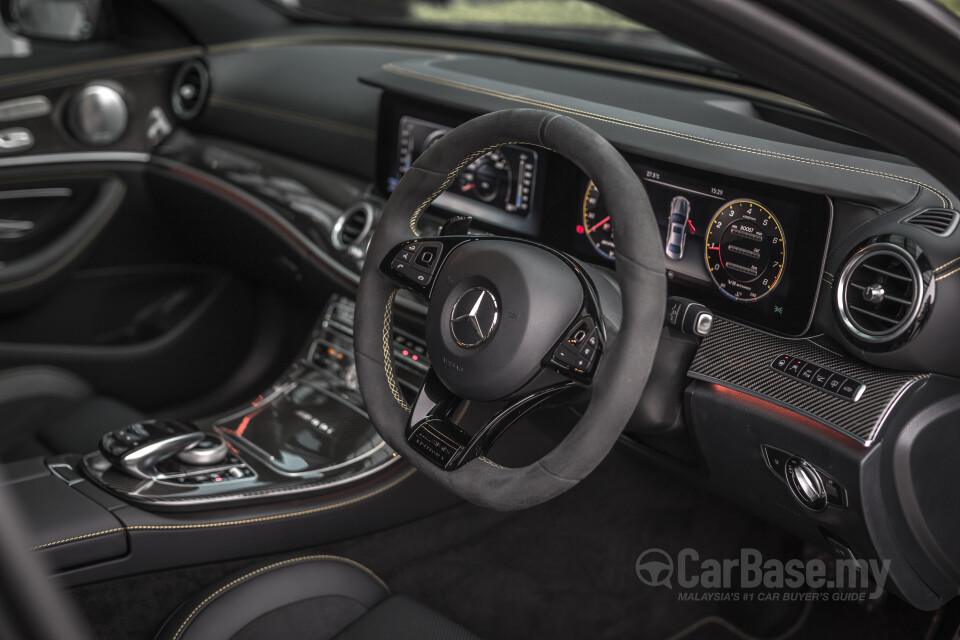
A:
704,199,785,302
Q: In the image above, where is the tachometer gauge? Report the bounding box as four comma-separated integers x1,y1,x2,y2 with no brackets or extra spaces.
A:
582,180,615,260
459,150,512,204
704,199,786,302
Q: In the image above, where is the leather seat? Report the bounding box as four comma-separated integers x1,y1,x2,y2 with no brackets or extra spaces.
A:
155,555,481,640
0,366,142,462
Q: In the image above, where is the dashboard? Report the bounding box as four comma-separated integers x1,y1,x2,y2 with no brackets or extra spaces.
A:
7,28,958,612
378,95,832,337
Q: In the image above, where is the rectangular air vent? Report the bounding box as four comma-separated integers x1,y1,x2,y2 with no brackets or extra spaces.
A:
902,208,959,236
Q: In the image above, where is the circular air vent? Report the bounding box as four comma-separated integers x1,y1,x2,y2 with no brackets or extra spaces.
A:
171,60,210,120
331,202,374,250
836,242,923,344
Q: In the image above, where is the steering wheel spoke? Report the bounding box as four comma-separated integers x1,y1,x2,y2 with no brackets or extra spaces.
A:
405,368,581,470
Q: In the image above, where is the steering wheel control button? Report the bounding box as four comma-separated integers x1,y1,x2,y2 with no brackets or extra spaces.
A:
391,259,433,287
554,344,594,372
772,354,791,371
414,242,443,271
397,249,415,263
768,356,864,401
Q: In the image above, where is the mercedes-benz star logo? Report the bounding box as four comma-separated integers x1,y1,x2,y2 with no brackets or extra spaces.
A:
450,287,499,348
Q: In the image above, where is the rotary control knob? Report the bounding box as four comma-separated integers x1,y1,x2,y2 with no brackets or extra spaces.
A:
67,82,128,146
785,457,827,510
176,435,228,466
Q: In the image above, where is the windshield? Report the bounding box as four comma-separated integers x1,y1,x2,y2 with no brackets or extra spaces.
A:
272,0,725,72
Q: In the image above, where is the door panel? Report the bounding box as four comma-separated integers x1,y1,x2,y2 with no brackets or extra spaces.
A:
0,265,257,410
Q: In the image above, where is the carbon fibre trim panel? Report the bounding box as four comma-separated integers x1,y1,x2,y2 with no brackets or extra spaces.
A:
687,317,926,443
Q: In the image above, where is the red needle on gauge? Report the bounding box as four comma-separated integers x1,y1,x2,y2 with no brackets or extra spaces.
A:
587,216,611,233
687,219,696,233
709,245,724,268
461,183,475,192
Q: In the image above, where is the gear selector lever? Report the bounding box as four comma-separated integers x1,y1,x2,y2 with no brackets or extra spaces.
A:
100,419,213,480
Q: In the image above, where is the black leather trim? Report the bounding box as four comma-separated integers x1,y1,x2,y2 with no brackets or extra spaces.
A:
154,556,389,640
1,463,128,572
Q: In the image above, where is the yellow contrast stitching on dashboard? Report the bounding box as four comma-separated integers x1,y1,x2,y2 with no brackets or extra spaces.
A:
935,264,960,281
31,469,416,551
382,291,410,411
170,555,388,640
0,47,202,91
382,64,954,211
934,255,960,274
208,95,377,140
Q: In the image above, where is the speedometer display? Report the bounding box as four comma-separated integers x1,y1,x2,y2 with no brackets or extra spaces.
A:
704,199,786,302
582,180,615,260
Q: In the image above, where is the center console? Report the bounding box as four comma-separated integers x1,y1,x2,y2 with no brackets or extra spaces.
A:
80,295,428,510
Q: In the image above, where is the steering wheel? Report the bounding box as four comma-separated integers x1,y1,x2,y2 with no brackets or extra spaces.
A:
355,109,665,510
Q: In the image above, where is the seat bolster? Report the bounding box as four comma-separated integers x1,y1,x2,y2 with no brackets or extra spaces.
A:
155,555,390,640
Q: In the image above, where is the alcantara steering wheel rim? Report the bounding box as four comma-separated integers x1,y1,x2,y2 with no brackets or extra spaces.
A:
354,109,666,511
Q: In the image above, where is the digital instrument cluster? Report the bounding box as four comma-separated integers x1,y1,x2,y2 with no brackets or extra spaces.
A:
388,116,539,217
576,161,831,336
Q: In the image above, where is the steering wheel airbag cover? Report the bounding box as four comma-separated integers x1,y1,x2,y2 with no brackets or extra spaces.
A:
425,239,582,401
355,109,665,510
